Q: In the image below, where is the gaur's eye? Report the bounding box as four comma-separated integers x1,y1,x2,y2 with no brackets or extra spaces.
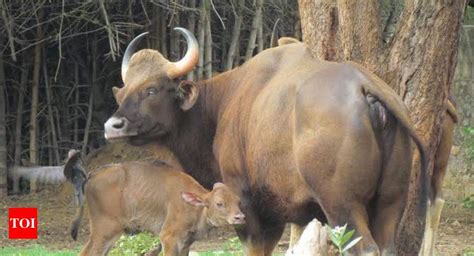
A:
216,202,224,208
147,87,158,96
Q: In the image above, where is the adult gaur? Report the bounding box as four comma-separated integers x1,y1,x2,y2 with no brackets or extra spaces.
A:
104,28,429,255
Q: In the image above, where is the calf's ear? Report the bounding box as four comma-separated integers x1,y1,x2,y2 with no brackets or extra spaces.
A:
181,192,206,207
213,182,226,190
177,81,199,111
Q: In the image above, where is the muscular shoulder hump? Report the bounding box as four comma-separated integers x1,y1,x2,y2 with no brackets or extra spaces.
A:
278,37,301,46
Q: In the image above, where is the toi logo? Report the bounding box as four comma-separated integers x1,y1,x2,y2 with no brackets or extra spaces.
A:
8,208,38,239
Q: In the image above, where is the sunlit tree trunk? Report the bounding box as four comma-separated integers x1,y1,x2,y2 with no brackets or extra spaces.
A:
298,0,466,254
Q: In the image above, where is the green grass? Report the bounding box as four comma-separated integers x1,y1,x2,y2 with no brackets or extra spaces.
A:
0,236,247,256
463,248,474,256
0,245,79,256
109,232,160,256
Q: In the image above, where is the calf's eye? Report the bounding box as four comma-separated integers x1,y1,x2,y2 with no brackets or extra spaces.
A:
216,202,224,208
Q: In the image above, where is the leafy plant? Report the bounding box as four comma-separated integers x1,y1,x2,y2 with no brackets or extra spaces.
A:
462,194,474,209
109,232,161,256
326,224,362,255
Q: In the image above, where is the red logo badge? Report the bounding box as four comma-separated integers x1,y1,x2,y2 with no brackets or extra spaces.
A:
8,208,38,239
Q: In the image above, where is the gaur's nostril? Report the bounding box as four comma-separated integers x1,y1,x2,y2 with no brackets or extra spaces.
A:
112,118,125,129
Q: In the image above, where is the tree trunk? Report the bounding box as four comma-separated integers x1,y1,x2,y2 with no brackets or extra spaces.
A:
43,61,60,164
14,60,28,165
29,9,43,191
298,0,466,254
225,0,244,70
160,7,168,59
73,63,79,145
257,12,264,53
82,42,97,159
187,0,197,80
204,7,212,79
245,0,264,60
196,1,206,80
0,41,8,196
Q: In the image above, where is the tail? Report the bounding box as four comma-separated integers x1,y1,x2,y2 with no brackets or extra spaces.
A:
63,149,88,240
70,203,85,240
349,62,431,211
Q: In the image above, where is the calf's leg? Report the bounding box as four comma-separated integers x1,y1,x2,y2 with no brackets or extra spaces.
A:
79,217,123,256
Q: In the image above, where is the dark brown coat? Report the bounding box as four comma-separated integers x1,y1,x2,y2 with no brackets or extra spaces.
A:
104,29,428,255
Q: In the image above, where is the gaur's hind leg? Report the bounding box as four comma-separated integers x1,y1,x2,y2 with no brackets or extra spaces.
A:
370,126,412,255
296,126,382,255
323,202,379,255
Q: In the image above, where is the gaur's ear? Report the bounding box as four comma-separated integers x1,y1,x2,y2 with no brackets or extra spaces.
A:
181,192,206,207
112,87,120,101
177,81,199,111
213,182,226,190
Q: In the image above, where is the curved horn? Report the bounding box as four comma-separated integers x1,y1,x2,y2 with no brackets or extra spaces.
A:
121,32,149,82
270,18,281,48
167,27,199,79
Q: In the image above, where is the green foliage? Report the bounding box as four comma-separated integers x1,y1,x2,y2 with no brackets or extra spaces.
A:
326,224,362,256
0,245,79,256
465,5,474,25
462,194,474,209
109,232,161,256
463,126,474,162
462,248,474,256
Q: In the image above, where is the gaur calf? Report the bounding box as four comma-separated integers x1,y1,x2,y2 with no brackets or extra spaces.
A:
64,152,245,256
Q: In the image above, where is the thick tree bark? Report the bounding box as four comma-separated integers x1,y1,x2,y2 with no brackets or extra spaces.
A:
298,0,466,254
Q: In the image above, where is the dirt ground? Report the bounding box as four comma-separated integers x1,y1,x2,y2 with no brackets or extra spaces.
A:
0,186,473,255
1,143,473,255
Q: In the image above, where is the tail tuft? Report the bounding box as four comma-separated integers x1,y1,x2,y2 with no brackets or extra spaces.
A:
70,219,80,240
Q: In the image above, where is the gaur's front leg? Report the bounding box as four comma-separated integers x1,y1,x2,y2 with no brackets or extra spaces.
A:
234,205,285,256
